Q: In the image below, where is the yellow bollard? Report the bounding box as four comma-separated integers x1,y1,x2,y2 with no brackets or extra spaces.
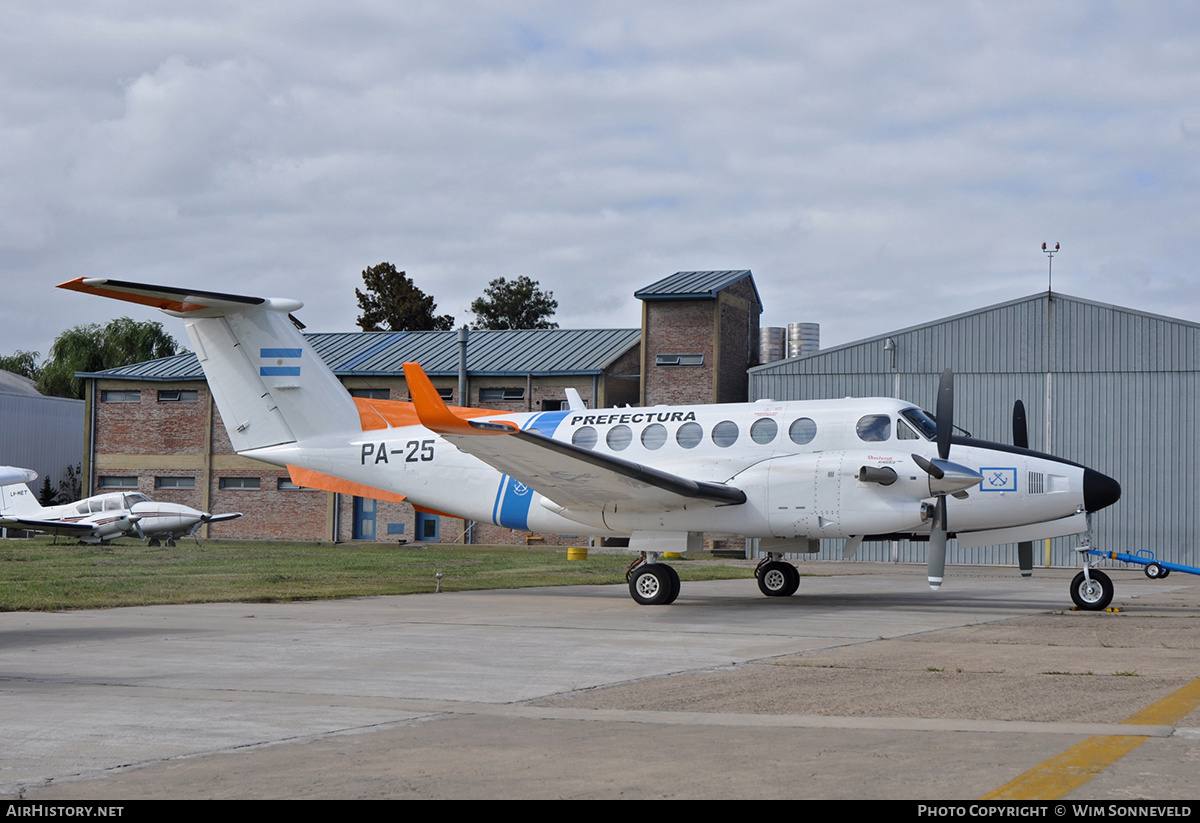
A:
567,547,588,561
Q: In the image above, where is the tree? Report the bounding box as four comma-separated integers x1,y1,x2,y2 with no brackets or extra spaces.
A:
355,263,454,332
0,350,42,381
38,317,178,399
469,276,558,330
38,475,59,507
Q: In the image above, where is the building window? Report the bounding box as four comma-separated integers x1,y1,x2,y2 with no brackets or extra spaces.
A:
655,354,704,366
98,476,138,488
157,390,198,402
349,388,390,399
101,390,140,403
479,387,525,402
278,479,317,490
219,477,261,490
437,387,454,401
155,477,195,489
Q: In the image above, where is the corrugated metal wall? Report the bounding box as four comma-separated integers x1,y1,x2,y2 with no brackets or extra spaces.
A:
750,293,1200,570
0,392,85,494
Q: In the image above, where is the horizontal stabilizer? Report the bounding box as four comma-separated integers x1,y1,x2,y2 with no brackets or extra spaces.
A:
58,278,269,314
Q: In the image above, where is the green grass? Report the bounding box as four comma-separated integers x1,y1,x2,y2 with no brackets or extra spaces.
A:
0,537,753,611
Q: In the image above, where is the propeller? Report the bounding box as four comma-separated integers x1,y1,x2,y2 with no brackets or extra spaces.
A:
911,369,982,590
123,493,147,542
1012,400,1034,578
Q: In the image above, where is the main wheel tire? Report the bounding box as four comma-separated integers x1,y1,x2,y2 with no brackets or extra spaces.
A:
662,564,681,605
781,563,801,597
1145,563,1163,579
1160,568,1171,578
1070,569,1114,611
629,564,672,605
757,561,795,597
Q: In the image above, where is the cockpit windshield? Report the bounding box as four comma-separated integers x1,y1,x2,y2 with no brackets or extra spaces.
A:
899,407,937,440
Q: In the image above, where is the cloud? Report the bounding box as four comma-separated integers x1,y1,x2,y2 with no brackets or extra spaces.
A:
4,1,1200,363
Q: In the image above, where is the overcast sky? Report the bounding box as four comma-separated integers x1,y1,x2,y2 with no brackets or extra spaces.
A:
4,2,1198,363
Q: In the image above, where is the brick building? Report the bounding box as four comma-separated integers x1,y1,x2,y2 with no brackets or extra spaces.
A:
636,270,762,405
80,270,760,544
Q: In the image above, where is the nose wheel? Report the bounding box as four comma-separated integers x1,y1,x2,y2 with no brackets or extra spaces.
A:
1070,569,1113,611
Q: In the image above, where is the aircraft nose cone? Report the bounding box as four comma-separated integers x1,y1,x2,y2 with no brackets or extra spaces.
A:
1083,468,1121,512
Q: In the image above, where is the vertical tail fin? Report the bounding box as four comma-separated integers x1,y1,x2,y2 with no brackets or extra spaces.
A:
58,279,359,452
0,467,42,517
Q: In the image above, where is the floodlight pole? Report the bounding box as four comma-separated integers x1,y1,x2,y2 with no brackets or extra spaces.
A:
1042,242,1060,294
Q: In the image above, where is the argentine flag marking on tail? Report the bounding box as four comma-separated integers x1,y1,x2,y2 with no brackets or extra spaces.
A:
260,348,302,376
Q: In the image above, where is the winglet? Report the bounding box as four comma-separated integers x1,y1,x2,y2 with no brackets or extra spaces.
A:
402,362,517,436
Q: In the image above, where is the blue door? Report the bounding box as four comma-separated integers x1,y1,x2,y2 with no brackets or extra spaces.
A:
415,511,439,541
353,497,376,540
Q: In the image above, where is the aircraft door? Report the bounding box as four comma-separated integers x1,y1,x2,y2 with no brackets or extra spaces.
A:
766,453,821,538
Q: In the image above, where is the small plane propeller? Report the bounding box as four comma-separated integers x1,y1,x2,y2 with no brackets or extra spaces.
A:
1012,399,1034,578
911,369,983,590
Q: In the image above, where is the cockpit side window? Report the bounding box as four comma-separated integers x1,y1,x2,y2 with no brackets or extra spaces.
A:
899,407,937,440
856,414,891,442
897,419,920,440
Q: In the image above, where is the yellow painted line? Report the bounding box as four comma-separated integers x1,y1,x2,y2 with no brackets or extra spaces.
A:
982,676,1200,800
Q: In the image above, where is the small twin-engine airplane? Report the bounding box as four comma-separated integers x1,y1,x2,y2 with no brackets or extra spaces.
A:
58,278,1121,608
0,467,242,545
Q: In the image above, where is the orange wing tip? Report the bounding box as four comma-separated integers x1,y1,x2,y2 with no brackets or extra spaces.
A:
286,465,406,503
402,362,517,436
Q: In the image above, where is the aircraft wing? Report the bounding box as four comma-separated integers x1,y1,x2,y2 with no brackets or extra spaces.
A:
402,363,746,512
0,517,97,536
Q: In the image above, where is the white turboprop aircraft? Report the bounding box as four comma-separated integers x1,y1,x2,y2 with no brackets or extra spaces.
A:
58,278,1122,608
0,467,242,546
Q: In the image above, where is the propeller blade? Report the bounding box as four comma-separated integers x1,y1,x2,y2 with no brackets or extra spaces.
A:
1012,400,1029,450
1018,541,1033,578
928,496,948,590
935,368,953,460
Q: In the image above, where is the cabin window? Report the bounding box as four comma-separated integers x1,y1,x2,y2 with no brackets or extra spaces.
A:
712,421,739,448
219,477,261,490
155,476,195,489
856,415,891,442
572,426,598,450
641,423,668,450
788,418,817,445
349,388,390,399
750,418,778,445
97,476,137,488
101,390,140,403
676,422,703,449
157,390,198,402
606,425,633,451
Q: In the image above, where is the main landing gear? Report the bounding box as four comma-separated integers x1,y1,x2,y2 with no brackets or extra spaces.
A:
626,555,681,605
755,555,800,597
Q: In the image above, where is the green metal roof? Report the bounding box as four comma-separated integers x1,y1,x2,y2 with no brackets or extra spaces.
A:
82,328,641,382
634,270,760,304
